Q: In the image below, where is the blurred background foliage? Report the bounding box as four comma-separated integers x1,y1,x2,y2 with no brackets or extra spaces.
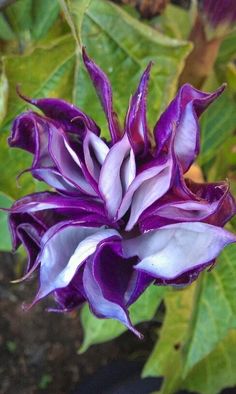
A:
0,1,236,393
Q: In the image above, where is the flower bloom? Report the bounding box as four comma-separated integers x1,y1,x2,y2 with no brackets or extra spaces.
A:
7,49,236,336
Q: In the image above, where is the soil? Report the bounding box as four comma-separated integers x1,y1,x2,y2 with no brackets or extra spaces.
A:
0,252,158,394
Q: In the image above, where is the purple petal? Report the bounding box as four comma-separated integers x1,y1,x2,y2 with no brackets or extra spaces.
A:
83,131,109,183
83,238,142,338
125,271,153,307
48,126,96,196
125,63,152,155
33,223,120,303
186,179,236,227
51,270,86,312
99,134,136,218
122,222,236,280
17,88,100,136
154,84,225,172
139,179,236,231
9,112,53,168
82,48,121,144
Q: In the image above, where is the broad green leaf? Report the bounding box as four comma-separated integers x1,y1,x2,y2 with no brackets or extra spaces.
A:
183,330,236,394
0,13,15,41
0,63,8,125
31,0,60,41
143,281,236,394
60,0,91,46
79,285,166,353
62,0,191,139
0,0,60,44
150,3,195,40
183,243,236,375
142,285,195,394
199,90,236,165
0,34,75,197
0,192,13,251
217,30,236,65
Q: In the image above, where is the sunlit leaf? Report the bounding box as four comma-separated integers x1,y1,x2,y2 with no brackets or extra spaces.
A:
199,90,236,165
0,0,60,44
183,243,236,375
0,34,75,197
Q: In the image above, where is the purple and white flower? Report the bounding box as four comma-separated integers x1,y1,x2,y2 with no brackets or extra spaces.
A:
7,49,236,336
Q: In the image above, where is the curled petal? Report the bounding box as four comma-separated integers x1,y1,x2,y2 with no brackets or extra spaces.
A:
9,112,53,168
83,238,143,338
17,88,100,136
82,48,121,144
48,127,96,196
125,62,152,155
117,154,174,230
123,222,236,281
31,222,120,305
99,134,136,218
154,84,225,172
51,270,86,312
83,131,109,183
139,179,236,231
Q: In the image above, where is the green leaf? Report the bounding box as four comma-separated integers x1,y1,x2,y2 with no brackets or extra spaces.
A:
142,284,195,393
183,330,236,394
183,243,236,375
0,0,60,44
79,285,166,353
62,0,191,139
199,90,236,165
150,3,195,41
60,0,91,46
0,192,13,251
0,34,75,198
217,30,236,65
143,281,236,394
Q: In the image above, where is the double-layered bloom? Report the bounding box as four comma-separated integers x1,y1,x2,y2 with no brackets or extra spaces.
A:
8,49,236,336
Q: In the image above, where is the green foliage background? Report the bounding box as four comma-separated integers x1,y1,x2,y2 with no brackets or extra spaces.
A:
0,1,236,393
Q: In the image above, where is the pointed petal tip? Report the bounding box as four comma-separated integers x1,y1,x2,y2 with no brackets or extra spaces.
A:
130,326,144,339
16,85,36,106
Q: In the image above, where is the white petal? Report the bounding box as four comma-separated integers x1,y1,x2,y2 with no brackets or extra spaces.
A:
122,222,236,279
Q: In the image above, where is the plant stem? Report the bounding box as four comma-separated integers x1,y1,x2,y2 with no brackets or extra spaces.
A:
179,15,222,89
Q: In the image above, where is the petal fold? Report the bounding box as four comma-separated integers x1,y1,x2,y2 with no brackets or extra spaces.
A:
82,48,121,144
122,222,236,281
154,84,225,172
125,62,152,155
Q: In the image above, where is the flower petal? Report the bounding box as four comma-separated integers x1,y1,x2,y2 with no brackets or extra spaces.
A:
83,131,109,183
48,126,96,196
139,179,236,231
154,84,225,172
125,62,152,155
17,89,100,136
99,133,135,218
117,154,173,230
122,222,236,280
33,223,120,303
83,239,142,338
82,48,121,143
